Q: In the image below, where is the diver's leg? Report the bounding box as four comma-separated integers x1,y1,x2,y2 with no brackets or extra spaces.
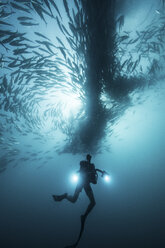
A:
66,185,82,203
74,184,96,247
82,184,96,220
53,184,82,203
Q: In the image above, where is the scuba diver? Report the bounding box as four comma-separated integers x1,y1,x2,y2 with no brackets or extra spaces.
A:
52,154,109,248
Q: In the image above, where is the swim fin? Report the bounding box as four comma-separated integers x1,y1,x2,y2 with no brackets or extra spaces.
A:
52,193,67,201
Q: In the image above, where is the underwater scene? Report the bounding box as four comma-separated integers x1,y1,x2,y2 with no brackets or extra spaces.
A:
0,0,165,247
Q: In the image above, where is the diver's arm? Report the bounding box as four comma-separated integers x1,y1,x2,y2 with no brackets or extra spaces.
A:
96,169,105,177
96,169,109,177
96,169,103,173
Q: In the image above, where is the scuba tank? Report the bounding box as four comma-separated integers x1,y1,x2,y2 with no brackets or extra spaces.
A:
80,160,98,184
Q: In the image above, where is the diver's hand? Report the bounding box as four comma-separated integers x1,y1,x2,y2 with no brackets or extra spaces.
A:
101,170,106,177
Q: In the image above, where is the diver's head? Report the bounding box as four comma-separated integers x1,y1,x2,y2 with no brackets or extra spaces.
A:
86,154,92,162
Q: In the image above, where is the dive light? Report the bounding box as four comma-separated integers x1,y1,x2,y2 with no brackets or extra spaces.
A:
71,173,79,183
102,171,111,183
70,171,111,184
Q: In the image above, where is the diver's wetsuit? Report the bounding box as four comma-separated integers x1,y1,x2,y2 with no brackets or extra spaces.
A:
53,160,97,219
67,160,96,218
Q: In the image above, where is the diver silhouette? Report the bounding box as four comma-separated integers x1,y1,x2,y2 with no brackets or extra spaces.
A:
52,154,107,247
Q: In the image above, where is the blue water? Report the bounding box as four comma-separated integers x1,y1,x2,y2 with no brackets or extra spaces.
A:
1,81,165,247
0,0,165,247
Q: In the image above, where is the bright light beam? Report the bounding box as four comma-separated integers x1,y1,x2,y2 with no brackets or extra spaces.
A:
103,174,111,183
70,173,79,183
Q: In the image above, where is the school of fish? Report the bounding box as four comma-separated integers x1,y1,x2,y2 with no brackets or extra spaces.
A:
0,0,165,172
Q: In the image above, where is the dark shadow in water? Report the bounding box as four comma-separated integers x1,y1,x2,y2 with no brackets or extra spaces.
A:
63,76,147,154
62,0,151,154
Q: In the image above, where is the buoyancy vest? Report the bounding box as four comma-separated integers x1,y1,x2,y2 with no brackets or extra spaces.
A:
80,160,98,184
